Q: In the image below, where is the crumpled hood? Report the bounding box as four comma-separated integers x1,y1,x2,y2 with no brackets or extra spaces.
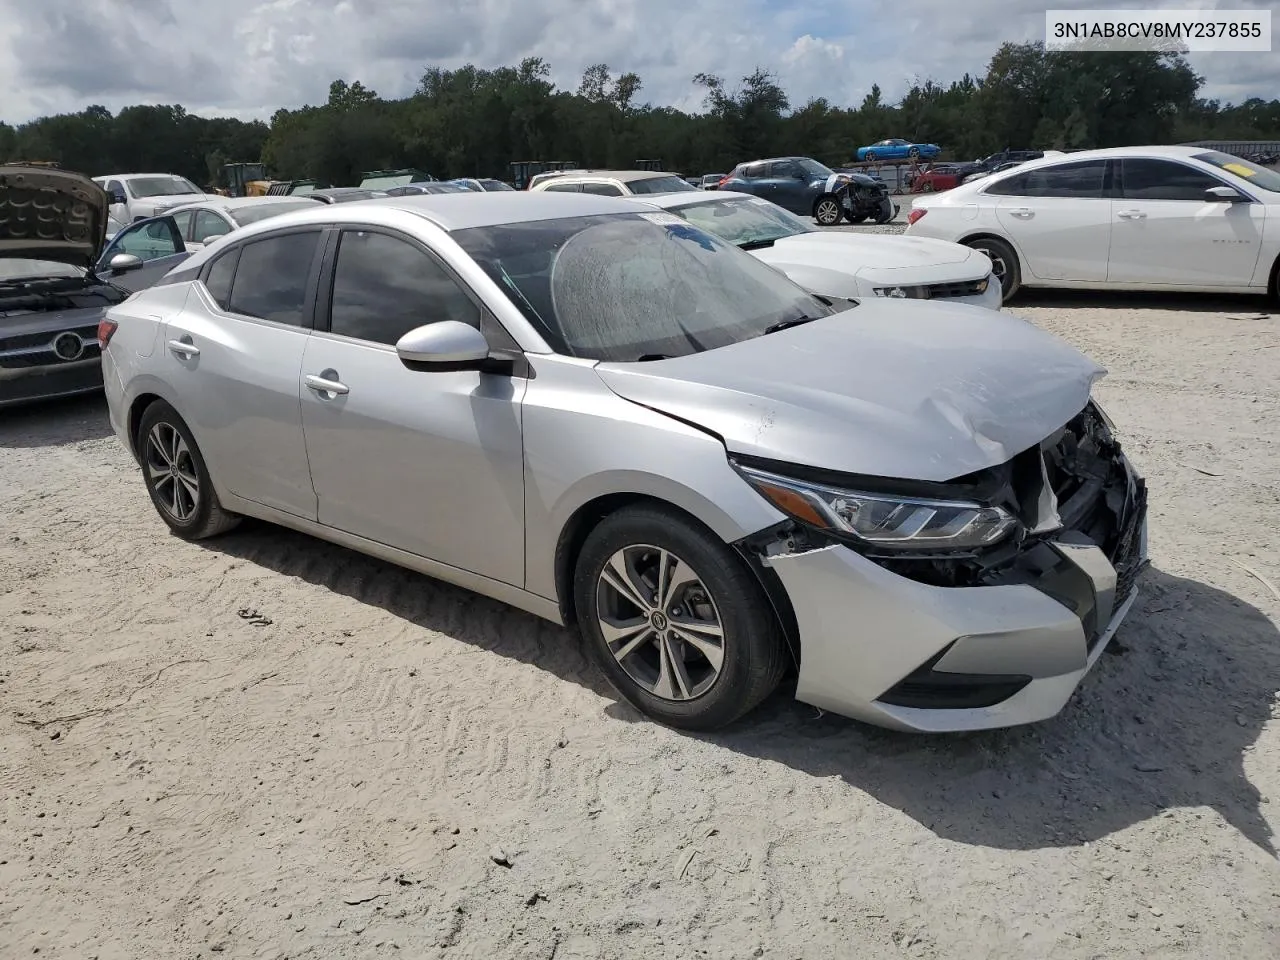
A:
755,231,979,277
595,299,1105,482
0,166,108,269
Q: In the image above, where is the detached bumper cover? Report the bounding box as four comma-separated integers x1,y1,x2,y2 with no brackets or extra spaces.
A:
764,406,1148,733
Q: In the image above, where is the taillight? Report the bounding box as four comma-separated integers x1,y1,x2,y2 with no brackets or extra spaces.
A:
97,318,118,348
906,208,927,226
717,175,732,189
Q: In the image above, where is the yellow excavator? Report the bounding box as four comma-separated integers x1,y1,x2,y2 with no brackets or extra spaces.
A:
220,162,273,197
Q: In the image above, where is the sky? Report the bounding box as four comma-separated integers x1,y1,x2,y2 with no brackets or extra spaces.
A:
0,0,1276,124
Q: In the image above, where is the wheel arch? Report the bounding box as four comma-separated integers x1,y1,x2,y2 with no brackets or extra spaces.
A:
1268,250,1280,301
552,493,800,668
127,391,166,458
957,230,1024,272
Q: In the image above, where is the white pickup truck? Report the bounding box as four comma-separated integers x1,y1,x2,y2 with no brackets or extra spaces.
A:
91,173,218,224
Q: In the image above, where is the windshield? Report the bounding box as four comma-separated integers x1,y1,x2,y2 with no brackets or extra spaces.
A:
127,176,201,198
454,213,833,362
671,196,814,247
796,158,835,180
1192,151,1280,194
0,259,83,282
229,200,318,226
360,173,418,189
626,175,699,195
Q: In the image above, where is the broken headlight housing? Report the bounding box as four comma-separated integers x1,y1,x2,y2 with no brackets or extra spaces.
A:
735,463,1017,553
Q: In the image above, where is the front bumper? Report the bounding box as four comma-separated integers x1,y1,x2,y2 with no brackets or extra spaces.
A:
762,430,1148,732
0,357,104,407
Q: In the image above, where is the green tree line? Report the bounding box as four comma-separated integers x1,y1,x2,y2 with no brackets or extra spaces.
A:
2,42,1277,188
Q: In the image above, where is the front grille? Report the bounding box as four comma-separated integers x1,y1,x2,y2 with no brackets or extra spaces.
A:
926,277,990,299
0,325,101,368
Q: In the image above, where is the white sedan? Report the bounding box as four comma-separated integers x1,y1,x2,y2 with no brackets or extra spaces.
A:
642,191,1000,310
906,145,1280,302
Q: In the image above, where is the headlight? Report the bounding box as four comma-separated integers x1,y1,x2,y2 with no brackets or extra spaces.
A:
736,464,1017,552
873,285,930,299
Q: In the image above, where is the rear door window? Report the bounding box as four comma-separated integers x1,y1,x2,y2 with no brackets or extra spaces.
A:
985,160,1106,198
226,231,322,327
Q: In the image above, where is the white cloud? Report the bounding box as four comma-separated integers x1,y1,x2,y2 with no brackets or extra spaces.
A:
0,0,1275,123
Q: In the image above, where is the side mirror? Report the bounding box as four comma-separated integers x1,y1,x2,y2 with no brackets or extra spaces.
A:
1206,185,1245,202
395,321,490,368
110,191,127,205
107,253,143,274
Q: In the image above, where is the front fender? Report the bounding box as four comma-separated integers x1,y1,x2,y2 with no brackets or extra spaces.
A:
520,356,786,602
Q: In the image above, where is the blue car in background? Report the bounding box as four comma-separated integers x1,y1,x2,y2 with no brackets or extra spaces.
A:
855,139,942,162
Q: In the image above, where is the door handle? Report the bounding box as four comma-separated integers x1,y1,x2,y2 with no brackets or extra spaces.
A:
1007,207,1034,218
167,339,200,358
305,373,349,396
1116,209,1148,220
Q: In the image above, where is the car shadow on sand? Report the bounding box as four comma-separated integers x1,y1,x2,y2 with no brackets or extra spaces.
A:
0,394,115,448
202,521,1277,856
1014,288,1274,315
695,565,1279,856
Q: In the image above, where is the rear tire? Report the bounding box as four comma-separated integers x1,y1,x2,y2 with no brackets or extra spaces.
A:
964,236,1021,302
573,505,787,731
136,400,240,541
908,146,921,160
865,151,878,163
813,195,843,226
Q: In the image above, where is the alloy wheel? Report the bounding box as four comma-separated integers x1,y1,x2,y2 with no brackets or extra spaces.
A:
144,421,200,522
976,244,1008,285
595,544,725,702
815,198,841,225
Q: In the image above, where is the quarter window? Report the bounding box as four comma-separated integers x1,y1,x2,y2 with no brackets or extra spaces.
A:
1121,158,1224,201
580,182,624,196
328,230,480,345
226,231,321,327
169,210,195,239
985,160,1106,199
203,248,240,310
541,182,581,193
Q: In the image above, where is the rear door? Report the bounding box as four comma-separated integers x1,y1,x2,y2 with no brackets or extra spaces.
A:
159,228,324,519
1106,157,1265,286
987,159,1112,281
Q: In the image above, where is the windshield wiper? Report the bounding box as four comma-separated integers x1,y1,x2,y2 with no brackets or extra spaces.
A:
763,316,820,335
636,353,674,362
738,238,778,251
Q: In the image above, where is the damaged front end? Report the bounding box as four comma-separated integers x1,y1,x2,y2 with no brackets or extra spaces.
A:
733,400,1148,728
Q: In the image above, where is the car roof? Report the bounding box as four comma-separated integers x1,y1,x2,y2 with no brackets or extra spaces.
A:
993,144,1210,172
96,173,194,181
165,196,317,215
547,170,682,182
186,192,657,244
633,190,755,210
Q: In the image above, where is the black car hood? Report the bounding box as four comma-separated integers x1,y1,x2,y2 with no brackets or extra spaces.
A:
0,166,109,270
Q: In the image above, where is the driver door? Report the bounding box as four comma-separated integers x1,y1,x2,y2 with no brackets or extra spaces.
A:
95,216,191,292
766,160,810,213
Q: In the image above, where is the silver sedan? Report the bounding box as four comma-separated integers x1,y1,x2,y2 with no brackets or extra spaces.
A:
102,193,1148,732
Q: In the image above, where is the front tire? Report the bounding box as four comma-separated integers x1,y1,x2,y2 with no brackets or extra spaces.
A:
964,236,1021,302
813,195,843,226
137,400,240,540
573,505,787,731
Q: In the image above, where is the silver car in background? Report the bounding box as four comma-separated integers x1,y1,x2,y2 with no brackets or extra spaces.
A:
102,193,1148,733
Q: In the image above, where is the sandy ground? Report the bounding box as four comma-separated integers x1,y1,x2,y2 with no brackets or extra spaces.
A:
2,284,1278,960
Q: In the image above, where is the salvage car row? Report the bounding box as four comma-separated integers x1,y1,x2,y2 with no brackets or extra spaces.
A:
4,161,1155,736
